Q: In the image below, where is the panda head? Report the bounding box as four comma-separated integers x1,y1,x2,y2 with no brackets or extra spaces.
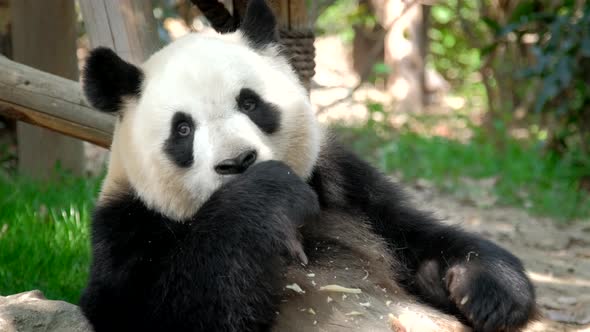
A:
82,0,321,221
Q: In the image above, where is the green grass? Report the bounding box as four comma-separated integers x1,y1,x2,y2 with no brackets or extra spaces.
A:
337,125,590,222
0,173,101,303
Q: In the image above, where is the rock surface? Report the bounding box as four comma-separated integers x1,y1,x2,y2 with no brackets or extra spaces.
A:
0,290,91,332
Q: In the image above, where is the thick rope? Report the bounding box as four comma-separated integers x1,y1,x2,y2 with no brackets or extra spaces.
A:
279,29,315,90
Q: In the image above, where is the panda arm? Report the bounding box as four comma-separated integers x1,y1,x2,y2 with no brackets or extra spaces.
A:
309,141,536,331
159,161,318,331
82,161,318,332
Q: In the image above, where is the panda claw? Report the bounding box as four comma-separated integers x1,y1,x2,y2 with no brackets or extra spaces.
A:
288,238,308,266
299,251,309,266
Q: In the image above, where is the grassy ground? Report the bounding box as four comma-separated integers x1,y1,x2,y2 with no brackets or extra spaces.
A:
0,174,100,303
337,124,590,222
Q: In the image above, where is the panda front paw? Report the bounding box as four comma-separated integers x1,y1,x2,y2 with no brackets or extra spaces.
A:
243,161,320,222
241,160,320,264
446,262,537,332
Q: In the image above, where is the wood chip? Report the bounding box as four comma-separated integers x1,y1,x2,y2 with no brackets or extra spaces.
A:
285,283,305,294
319,285,362,294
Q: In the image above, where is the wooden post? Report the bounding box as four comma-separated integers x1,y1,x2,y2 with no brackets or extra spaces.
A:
0,0,11,61
0,0,15,134
78,0,161,64
12,0,84,178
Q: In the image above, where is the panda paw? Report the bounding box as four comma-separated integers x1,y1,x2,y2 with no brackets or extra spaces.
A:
446,263,537,332
242,160,319,264
244,161,319,221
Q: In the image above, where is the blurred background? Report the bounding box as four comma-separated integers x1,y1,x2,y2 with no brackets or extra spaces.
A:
0,1,589,330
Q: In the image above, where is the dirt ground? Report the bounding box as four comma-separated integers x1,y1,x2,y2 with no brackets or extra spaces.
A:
407,183,590,332
311,36,590,332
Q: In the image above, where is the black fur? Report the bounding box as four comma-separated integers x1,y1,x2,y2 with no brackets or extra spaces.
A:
80,161,319,332
308,140,537,332
164,112,196,168
237,88,281,134
82,47,143,113
240,0,279,49
189,0,240,33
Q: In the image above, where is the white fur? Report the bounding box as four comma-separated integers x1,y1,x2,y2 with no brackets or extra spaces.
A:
101,32,321,221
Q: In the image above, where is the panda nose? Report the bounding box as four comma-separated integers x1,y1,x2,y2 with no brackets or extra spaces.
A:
214,150,258,175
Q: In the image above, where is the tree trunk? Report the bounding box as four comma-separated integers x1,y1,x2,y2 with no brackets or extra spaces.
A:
383,0,425,113
365,0,426,112
12,0,84,179
352,0,385,82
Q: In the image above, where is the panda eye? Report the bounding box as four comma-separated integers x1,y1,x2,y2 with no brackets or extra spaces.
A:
240,98,257,112
177,122,191,137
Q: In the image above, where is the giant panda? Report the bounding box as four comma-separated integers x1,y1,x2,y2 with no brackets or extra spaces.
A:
79,1,537,331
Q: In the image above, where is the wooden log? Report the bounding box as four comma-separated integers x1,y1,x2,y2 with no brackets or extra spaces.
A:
0,56,114,148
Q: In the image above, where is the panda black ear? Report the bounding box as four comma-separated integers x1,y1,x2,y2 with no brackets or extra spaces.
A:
82,47,143,113
240,0,279,49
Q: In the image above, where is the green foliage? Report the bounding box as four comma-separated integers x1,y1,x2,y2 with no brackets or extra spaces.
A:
0,174,100,303
483,1,590,156
429,1,486,83
316,0,375,42
336,123,590,222
428,0,488,105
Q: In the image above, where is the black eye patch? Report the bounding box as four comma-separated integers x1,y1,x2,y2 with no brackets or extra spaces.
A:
164,112,195,168
236,88,281,134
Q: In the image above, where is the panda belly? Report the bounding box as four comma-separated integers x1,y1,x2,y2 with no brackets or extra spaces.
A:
273,210,466,332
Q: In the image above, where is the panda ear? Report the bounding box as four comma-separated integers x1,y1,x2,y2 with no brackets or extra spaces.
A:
240,0,279,49
82,47,143,113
